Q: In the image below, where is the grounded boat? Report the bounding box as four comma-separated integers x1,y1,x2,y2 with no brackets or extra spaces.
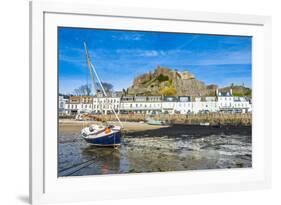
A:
80,42,123,147
146,117,166,125
81,124,121,146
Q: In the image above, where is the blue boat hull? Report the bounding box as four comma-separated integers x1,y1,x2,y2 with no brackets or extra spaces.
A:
83,131,121,146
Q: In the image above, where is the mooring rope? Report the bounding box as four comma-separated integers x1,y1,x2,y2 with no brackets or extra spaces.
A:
59,157,97,176
59,149,117,176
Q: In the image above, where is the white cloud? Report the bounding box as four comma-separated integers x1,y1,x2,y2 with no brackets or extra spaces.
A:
140,50,159,57
111,33,143,41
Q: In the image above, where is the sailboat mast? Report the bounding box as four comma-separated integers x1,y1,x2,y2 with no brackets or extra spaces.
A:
84,42,99,94
83,42,123,128
84,42,104,115
90,62,123,128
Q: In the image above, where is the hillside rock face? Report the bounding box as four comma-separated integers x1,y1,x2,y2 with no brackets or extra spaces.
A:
127,66,216,96
220,85,252,97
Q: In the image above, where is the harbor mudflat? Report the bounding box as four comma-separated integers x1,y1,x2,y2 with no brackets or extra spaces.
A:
58,120,251,176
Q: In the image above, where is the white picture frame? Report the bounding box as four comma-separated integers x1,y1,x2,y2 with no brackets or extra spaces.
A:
30,1,272,204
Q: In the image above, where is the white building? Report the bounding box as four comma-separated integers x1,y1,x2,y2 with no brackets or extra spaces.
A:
162,96,177,114
64,96,120,115
192,96,219,114
58,95,69,114
119,96,162,114
192,97,205,114
233,97,252,113
92,97,120,114
62,90,251,116
64,96,91,115
204,96,219,113
217,89,234,111
174,96,193,114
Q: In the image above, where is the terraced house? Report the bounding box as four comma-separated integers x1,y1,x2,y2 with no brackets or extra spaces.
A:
60,89,252,116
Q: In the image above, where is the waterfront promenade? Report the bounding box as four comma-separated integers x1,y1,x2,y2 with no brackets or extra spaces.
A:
60,113,252,126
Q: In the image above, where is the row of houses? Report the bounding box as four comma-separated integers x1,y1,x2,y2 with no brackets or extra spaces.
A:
59,89,252,116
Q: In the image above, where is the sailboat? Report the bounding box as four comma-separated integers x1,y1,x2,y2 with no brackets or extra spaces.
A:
80,42,123,147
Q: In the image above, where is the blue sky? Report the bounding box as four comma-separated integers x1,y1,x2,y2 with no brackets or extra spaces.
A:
58,27,252,94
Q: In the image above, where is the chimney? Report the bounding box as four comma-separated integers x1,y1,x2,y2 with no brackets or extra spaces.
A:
230,89,233,95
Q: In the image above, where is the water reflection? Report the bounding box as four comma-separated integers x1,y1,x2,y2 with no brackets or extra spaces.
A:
80,146,121,175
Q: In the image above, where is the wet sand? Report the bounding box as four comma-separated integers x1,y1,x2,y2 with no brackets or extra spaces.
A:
59,119,251,136
59,120,170,134
58,120,252,176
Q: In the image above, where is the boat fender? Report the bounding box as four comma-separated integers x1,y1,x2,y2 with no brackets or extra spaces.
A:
105,127,110,134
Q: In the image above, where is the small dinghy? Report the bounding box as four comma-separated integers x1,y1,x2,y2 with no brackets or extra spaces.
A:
146,116,166,125
147,118,166,125
199,122,210,126
80,43,123,147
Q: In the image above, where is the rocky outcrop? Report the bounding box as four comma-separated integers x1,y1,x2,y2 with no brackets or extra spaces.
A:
127,66,214,96
126,66,251,97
